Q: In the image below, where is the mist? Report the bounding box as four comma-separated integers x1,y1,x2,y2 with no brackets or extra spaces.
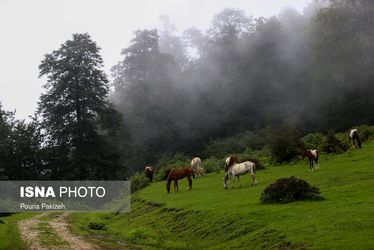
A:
108,0,374,172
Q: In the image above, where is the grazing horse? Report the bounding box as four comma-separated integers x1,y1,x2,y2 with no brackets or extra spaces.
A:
225,155,238,172
301,150,319,171
144,166,154,182
196,166,205,177
224,161,257,189
166,167,194,193
349,129,361,149
191,157,201,177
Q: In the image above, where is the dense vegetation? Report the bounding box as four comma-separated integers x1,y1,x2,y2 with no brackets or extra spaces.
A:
1,0,373,180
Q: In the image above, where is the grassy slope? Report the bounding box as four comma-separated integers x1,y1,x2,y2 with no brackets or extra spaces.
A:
0,213,34,250
69,140,374,249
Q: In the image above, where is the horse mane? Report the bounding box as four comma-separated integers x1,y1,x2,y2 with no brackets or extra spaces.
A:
225,155,238,172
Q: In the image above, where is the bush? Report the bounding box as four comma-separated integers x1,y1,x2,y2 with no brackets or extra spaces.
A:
203,136,245,159
260,176,323,203
367,126,374,140
266,124,302,163
130,172,150,192
88,222,106,230
203,130,268,159
301,132,324,150
201,157,223,173
0,219,5,224
322,129,348,153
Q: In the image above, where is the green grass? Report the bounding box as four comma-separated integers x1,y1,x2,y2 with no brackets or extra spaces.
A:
69,140,374,249
0,213,34,250
37,221,69,247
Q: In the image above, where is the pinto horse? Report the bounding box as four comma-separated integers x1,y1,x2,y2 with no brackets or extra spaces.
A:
144,166,154,182
301,150,319,171
224,161,257,189
191,157,201,177
166,167,194,193
349,129,361,149
225,155,238,172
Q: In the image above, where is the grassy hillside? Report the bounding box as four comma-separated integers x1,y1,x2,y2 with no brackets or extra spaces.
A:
0,213,34,250
69,140,374,249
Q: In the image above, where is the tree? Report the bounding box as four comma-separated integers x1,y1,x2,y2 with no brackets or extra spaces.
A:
0,104,12,179
38,33,122,180
207,8,255,42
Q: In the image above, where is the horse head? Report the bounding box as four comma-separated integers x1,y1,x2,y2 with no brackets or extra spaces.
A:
301,150,307,159
223,172,230,189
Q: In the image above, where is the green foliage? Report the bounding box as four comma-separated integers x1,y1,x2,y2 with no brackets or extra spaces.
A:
355,124,374,142
203,131,267,159
130,172,150,192
260,176,322,203
267,125,302,163
88,221,107,230
38,33,122,180
203,136,244,159
322,129,348,154
200,157,223,173
301,132,324,150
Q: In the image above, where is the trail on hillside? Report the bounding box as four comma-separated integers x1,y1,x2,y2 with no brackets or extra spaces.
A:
18,213,49,250
18,213,100,250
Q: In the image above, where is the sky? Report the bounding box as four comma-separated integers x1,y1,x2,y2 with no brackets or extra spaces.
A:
0,0,311,120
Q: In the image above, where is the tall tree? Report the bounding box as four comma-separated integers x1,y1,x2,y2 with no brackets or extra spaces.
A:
38,33,122,180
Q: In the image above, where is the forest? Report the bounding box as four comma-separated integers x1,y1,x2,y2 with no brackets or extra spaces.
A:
0,0,373,180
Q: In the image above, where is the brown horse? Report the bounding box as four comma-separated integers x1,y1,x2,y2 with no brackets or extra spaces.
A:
144,166,154,182
225,155,238,172
301,150,319,172
166,167,194,193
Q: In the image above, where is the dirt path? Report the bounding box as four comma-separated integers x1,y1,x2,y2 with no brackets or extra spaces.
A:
18,213,49,250
18,213,99,250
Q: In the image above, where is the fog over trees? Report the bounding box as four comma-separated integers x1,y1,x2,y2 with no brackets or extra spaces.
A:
1,0,373,179
111,0,374,173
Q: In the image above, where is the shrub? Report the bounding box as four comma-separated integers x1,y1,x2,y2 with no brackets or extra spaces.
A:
367,126,374,140
260,176,322,203
322,129,348,153
203,136,245,158
0,219,5,224
130,171,150,192
88,222,106,230
201,157,223,173
301,132,324,150
266,124,302,163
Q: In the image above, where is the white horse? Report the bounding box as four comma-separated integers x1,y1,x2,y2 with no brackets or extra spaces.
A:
191,157,201,177
349,128,361,149
224,161,257,189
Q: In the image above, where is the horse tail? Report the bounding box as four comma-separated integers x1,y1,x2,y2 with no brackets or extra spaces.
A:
192,169,195,179
357,136,362,149
253,163,256,175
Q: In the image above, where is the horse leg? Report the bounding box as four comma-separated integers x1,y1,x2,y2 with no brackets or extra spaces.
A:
188,175,192,190
309,160,312,172
174,179,178,193
251,171,257,186
237,175,241,188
